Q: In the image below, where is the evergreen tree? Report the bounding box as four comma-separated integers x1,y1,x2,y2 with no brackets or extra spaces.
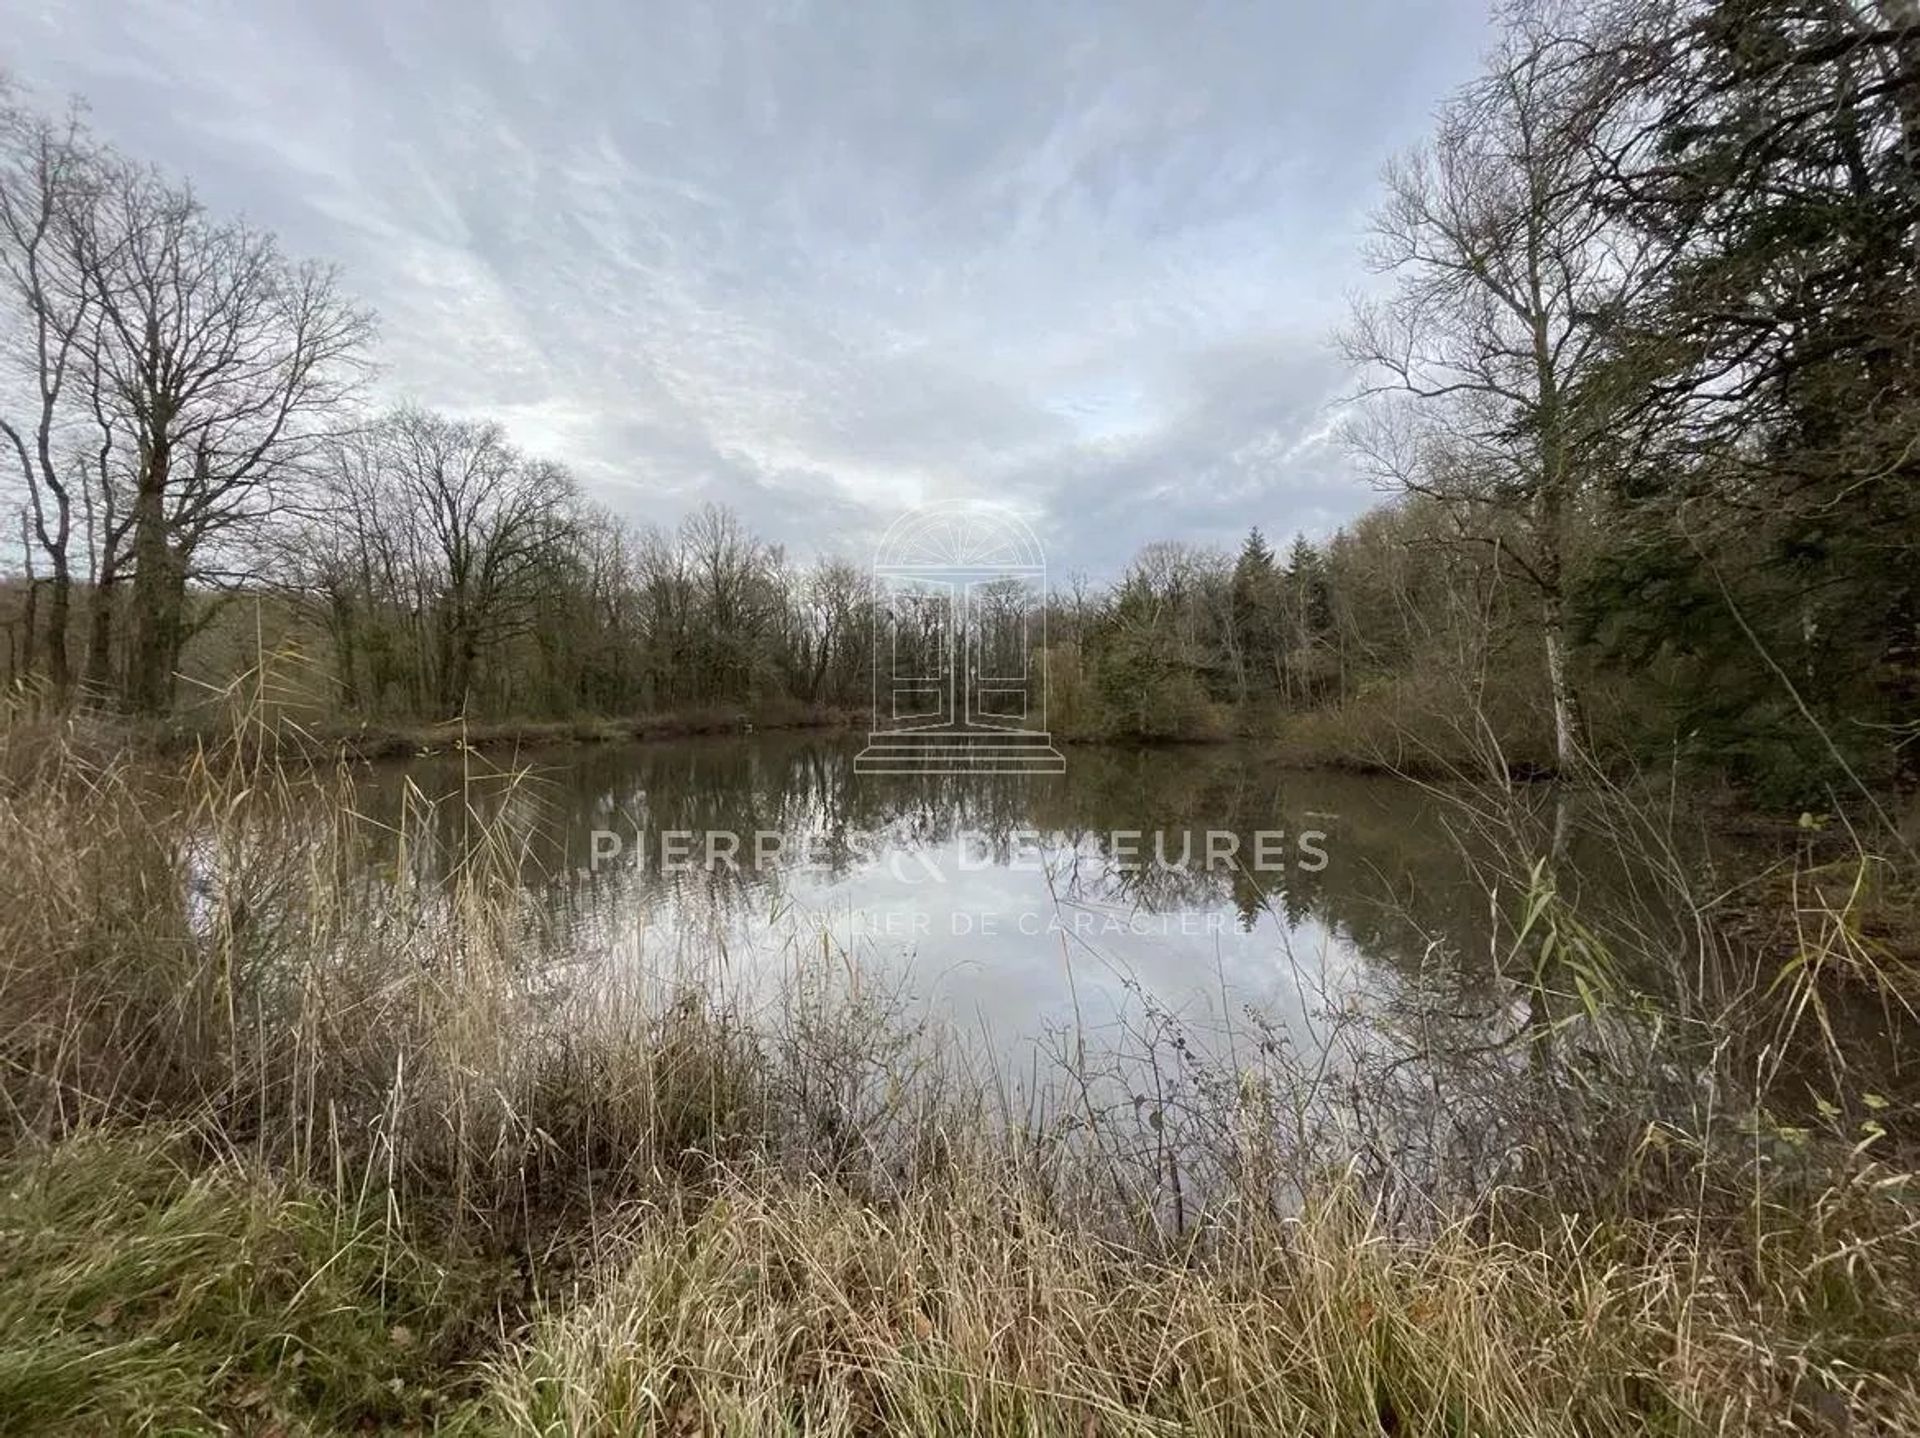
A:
1230,527,1282,699
1281,535,1335,704
1584,0,1920,795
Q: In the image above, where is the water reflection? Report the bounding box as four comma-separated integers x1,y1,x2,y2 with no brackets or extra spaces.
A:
351,735,1507,1055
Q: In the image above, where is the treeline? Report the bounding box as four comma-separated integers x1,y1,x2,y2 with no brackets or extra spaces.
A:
1333,0,1920,801
5,0,1918,804
0,72,1366,738
292,413,877,717
1087,0,1920,800
0,81,880,722
1041,513,1542,754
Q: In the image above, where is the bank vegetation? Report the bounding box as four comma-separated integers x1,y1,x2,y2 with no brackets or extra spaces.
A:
2,0,1919,1432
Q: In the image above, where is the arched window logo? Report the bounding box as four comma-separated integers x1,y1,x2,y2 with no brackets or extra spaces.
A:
854,501,1066,776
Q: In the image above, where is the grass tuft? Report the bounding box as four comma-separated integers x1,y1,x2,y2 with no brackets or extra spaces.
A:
0,1129,504,1434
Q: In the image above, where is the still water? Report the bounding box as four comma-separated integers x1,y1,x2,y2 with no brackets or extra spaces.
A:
357,734,1513,1060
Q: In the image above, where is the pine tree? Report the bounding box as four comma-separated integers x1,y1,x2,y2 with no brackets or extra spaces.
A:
1230,528,1282,700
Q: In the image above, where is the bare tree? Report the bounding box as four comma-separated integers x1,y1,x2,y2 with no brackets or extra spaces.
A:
282,421,390,708
75,164,372,713
629,522,695,707
299,409,577,715
784,556,872,703
1341,2,1653,775
0,91,97,699
559,504,644,711
680,502,780,703
77,386,127,697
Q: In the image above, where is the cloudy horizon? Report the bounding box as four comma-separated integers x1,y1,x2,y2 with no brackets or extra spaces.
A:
4,0,1494,577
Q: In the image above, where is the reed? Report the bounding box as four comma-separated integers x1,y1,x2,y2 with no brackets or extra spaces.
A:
0,710,1914,1433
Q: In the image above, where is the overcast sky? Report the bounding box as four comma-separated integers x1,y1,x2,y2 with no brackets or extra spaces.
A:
4,0,1493,576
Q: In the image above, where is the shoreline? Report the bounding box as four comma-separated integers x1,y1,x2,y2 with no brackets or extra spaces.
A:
12,707,1894,835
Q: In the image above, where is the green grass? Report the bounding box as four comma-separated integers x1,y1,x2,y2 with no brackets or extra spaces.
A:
0,1130,504,1435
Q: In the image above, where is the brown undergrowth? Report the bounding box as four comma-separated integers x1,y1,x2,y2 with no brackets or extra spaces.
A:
0,709,1914,1434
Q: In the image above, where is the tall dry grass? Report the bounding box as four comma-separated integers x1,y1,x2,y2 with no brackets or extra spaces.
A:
0,708,1915,1433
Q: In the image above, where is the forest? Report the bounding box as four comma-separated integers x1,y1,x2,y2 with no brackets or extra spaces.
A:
5,0,1916,809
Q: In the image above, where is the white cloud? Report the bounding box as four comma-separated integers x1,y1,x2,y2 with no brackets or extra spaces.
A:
2,0,1492,573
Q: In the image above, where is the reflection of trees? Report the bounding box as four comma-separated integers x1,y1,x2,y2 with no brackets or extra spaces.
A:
349,736,1510,987
1024,746,1499,981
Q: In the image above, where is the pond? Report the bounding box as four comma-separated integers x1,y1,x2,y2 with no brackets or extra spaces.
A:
354,733,1529,1067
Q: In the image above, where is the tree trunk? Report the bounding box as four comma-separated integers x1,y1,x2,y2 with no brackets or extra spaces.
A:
436,605,477,716
327,591,361,709
1541,593,1582,776
42,558,71,700
125,438,183,716
460,630,479,713
83,562,118,702
20,583,39,683
17,513,38,681
1541,591,1583,872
